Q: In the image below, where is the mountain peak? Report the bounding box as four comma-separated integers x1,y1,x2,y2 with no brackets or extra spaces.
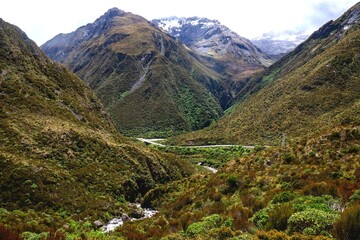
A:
92,7,125,28
153,16,273,68
102,7,125,19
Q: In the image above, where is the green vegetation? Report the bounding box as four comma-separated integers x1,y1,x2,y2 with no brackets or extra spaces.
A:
171,5,360,145
0,18,194,238
152,145,251,168
1,3,359,240
41,9,226,137
114,125,359,239
333,204,360,240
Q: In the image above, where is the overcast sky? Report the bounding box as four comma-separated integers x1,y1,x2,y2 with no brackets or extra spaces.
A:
0,0,358,45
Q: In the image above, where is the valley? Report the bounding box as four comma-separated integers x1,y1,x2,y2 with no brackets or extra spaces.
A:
0,1,359,240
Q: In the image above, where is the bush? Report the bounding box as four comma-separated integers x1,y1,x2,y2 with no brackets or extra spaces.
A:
186,214,223,237
229,205,253,231
0,224,22,240
348,189,360,205
283,153,296,164
256,229,290,240
302,182,339,198
333,204,360,240
272,191,297,204
288,209,337,236
265,203,295,231
227,175,238,189
208,226,235,240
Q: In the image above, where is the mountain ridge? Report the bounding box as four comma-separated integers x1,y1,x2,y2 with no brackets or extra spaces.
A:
41,9,230,137
170,2,360,145
0,17,193,221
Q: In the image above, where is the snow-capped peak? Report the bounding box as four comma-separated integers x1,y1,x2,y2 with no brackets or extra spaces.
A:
153,16,220,35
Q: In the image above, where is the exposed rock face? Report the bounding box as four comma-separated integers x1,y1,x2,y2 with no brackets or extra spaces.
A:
41,8,125,62
152,17,273,67
252,32,309,57
153,16,275,107
171,2,360,145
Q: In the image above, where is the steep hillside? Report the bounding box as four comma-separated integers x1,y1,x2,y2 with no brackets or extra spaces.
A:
153,17,272,67
153,17,274,99
0,17,193,230
171,3,360,145
41,9,227,137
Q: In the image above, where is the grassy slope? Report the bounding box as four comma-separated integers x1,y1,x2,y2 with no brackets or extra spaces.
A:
0,18,194,226
116,125,360,239
171,7,360,146
43,11,224,137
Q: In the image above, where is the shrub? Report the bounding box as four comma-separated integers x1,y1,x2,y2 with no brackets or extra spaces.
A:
227,175,239,189
0,224,22,240
283,153,296,164
271,191,297,204
256,229,290,240
252,207,269,229
265,203,295,231
333,204,360,240
229,206,253,231
348,189,360,205
302,182,339,198
291,195,341,213
288,209,337,236
186,214,223,237
209,226,235,240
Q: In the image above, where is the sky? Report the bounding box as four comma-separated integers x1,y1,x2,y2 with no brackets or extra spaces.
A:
0,0,358,45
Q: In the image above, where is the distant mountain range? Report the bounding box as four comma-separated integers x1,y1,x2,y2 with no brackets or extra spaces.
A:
251,31,309,57
172,2,360,145
152,17,273,67
41,10,273,137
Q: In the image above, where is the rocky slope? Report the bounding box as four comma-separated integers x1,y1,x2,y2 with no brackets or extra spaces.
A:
0,17,194,225
252,31,309,58
153,17,272,64
41,9,229,137
153,17,274,81
171,2,360,145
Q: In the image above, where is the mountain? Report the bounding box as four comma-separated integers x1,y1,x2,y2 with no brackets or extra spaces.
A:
152,16,274,80
41,9,229,137
252,31,309,57
171,2,360,146
0,17,193,231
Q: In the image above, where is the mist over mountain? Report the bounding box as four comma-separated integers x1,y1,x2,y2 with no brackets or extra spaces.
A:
252,31,309,57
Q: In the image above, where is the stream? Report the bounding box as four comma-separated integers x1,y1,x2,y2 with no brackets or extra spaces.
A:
198,162,218,173
102,203,158,233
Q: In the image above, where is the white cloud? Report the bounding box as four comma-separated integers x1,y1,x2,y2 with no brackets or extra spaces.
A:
0,0,358,45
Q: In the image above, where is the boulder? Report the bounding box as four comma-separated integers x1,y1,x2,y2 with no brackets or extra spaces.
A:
93,220,103,228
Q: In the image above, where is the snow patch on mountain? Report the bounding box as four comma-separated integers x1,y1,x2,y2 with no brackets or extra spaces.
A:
152,16,273,67
252,31,310,56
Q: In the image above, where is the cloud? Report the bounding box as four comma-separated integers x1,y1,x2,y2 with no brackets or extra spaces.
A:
0,0,358,44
